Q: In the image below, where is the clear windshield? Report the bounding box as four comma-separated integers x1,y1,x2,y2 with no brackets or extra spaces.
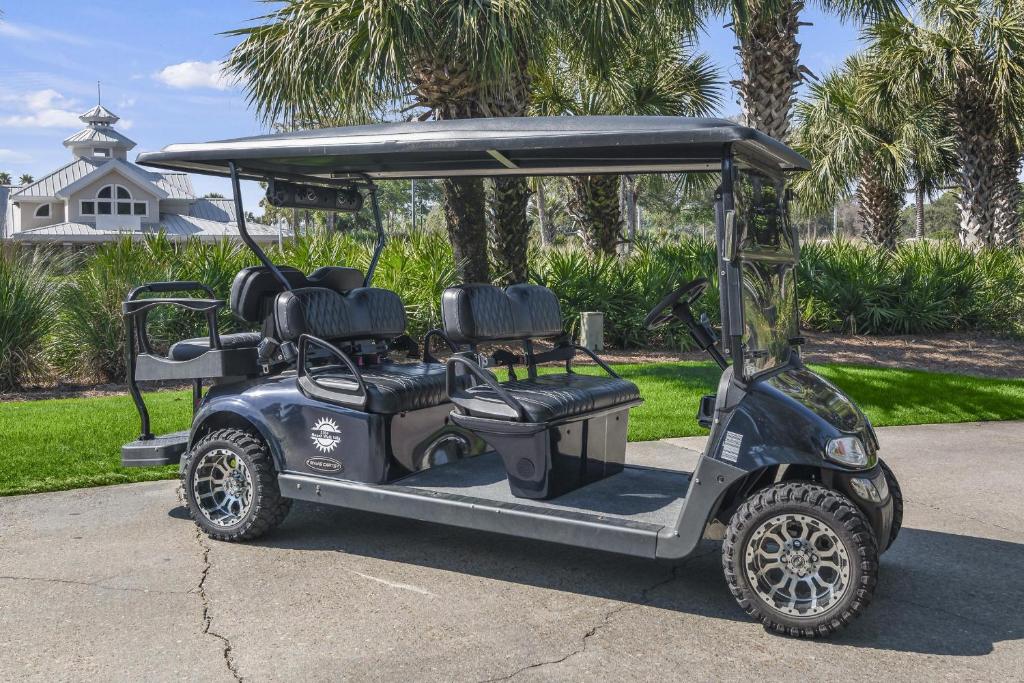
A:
733,166,799,378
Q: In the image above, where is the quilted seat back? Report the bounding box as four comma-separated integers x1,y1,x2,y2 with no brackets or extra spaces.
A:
274,286,407,342
441,283,564,344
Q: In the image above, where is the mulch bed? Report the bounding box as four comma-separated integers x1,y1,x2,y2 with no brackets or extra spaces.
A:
3,332,1021,403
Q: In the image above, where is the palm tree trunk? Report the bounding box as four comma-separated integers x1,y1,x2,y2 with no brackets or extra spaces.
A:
734,0,805,142
953,96,1001,246
567,174,623,256
491,177,530,284
441,178,490,283
914,181,925,239
486,50,531,283
535,179,555,247
621,175,638,255
993,137,1021,245
856,170,903,250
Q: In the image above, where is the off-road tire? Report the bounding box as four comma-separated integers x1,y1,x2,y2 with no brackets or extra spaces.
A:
722,482,878,638
181,428,292,542
879,459,903,550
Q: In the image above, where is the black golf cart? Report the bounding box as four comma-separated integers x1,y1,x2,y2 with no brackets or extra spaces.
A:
123,116,901,637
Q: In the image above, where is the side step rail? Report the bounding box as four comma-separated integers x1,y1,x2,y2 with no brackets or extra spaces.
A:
278,473,662,559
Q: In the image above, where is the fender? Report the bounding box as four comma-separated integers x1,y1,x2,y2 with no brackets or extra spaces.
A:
190,394,288,471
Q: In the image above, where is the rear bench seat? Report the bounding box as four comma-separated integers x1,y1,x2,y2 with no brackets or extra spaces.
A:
272,283,460,414
440,283,641,499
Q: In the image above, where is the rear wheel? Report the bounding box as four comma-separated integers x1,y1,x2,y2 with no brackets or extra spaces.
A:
722,482,878,637
181,428,292,542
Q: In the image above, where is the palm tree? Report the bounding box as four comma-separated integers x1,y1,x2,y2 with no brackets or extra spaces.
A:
226,1,652,283
530,25,719,254
864,0,1024,246
18,174,33,186
692,0,899,143
0,172,11,186
793,56,955,249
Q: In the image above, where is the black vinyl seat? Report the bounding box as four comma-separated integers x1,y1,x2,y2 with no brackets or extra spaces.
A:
457,373,641,423
441,283,641,423
168,332,263,362
313,362,471,414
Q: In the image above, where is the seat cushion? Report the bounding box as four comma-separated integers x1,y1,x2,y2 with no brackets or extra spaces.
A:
314,362,468,414
168,332,263,362
460,373,641,423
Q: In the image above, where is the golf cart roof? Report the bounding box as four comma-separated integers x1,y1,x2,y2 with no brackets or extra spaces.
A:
136,116,810,181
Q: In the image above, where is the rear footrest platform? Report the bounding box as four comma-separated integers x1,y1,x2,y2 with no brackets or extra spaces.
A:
121,430,189,467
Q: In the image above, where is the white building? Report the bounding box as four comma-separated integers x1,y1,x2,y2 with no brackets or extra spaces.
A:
1,103,283,244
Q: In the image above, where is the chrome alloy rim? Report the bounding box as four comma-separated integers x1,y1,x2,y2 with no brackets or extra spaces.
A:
744,513,851,617
192,448,253,527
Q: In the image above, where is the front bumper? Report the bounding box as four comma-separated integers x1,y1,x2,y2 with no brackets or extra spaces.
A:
833,463,895,552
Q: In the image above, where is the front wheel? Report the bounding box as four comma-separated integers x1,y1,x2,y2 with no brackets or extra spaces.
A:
722,482,878,638
181,428,292,542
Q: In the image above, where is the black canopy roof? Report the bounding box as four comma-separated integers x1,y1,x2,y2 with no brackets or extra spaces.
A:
136,116,809,181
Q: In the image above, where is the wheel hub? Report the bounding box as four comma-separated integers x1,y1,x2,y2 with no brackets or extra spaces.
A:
191,448,254,528
744,513,852,617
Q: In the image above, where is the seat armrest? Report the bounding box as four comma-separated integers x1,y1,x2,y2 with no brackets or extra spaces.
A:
297,334,368,409
445,354,528,421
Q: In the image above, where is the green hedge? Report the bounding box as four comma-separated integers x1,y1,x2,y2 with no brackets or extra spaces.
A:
1,232,1021,389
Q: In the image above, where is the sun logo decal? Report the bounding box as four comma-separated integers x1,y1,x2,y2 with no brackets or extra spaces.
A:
310,417,342,453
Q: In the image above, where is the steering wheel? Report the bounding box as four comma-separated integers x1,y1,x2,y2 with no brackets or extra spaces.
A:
643,277,709,330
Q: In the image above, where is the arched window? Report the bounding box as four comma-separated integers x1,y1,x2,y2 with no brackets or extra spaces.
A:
34,203,50,218
81,184,148,217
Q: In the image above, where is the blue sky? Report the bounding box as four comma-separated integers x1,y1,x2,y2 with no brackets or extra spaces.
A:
0,1,864,210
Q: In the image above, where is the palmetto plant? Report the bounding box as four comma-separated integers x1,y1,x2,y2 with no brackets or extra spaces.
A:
530,23,719,254
793,55,956,249
0,249,67,390
225,0,653,283
693,0,899,142
864,0,1024,246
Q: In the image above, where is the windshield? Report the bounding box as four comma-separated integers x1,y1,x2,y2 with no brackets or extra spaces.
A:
733,165,799,378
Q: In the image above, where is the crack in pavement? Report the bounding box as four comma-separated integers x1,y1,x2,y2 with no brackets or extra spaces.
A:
480,548,719,682
194,529,243,682
0,575,186,595
904,498,1020,536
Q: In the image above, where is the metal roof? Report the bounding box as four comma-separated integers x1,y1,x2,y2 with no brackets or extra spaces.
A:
188,197,235,222
11,158,100,198
63,126,137,149
10,157,193,200
80,104,119,124
10,212,282,243
136,116,811,181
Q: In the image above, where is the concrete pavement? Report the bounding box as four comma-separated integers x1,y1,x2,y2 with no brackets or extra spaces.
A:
1,421,1023,681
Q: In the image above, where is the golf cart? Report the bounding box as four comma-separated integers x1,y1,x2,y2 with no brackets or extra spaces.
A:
123,116,901,637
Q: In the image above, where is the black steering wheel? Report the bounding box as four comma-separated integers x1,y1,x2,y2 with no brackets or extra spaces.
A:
643,277,709,330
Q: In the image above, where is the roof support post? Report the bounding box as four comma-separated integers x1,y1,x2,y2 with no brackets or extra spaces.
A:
228,160,291,291
363,180,387,287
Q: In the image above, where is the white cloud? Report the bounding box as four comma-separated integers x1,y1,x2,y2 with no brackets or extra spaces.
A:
0,21,91,47
155,60,235,91
0,148,31,163
0,88,81,128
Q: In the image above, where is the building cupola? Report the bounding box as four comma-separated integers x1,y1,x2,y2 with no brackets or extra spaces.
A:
63,90,136,161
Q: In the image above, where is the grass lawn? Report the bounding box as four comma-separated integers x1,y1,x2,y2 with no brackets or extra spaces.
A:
2,362,1024,496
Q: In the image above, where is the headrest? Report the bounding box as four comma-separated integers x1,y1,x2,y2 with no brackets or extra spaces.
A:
441,283,563,344
274,286,407,342
229,265,308,323
307,266,364,292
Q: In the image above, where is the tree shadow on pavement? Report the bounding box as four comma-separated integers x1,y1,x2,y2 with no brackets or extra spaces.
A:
169,501,1022,656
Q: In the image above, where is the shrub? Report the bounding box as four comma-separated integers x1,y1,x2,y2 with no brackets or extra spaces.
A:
0,248,65,390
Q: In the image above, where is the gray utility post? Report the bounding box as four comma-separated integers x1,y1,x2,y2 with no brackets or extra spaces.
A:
411,178,417,232
580,312,604,351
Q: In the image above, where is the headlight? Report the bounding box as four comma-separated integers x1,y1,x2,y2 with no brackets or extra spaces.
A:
826,436,869,468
